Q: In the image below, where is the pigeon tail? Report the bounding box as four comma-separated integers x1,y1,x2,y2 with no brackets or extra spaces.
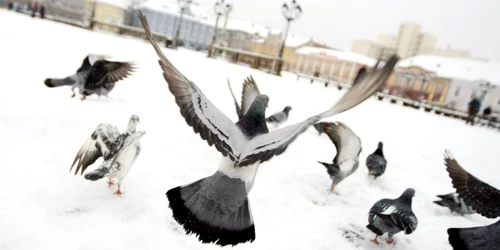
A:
366,224,384,236
318,161,340,177
447,228,471,250
84,165,110,181
166,174,255,246
44,76,75,88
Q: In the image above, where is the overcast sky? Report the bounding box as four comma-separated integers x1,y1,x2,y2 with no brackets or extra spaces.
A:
196,0,500,62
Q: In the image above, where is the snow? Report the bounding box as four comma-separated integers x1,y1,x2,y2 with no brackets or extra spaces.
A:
1,9,500,250
398,55,500,84
297,46,377,66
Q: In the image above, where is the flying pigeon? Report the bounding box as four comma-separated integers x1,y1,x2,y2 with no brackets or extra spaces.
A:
313,122,328,135
316,122,361,193
266,106,292,128
70,115,144,195
444,151,500,250
139,12,398,247
366,142,387,178
44,54,135,100
433,193,475,215
367,188,418,244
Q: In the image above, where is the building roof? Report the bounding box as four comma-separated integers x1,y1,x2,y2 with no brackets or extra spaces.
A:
285,35,311,48
296,46,377,66
225,20,269,37
398,55,500,84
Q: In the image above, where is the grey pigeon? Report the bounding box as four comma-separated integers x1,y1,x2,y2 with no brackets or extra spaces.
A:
70,115,144,195
366,188,418,244
44,54,135,100
139,12,398,247
316,122,362,193
433,193,475,215
313,122,328,135
444,151,500,250
227,76,261,119
366,142,387,178
266,106,292,128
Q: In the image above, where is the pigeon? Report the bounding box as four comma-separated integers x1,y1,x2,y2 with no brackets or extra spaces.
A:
44,54,135,100
366,142,387,178
70,115,144,195
139,12,398,247
226,75,290,127
266,106,292,128
433,193,475,215
444,151,500,250
313,122,328,135
316,122,362,193
366,188,418,244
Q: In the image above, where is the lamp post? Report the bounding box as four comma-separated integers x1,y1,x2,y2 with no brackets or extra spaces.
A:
208,0,231,57
272,0,302,75
402,72,415,98
173,0,192,49
418,73,433,102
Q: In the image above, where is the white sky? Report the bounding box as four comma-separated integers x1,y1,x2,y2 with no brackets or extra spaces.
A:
196,0,500,62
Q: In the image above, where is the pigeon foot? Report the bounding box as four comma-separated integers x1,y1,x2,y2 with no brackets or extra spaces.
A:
370,236,379,244
113,185,123,196
329,184,336,193
386,239,394,244
81,95,86,100
71,92,76,98
107,180,115,187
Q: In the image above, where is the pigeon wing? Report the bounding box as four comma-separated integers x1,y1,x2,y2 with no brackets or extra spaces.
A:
70,124,120,175
240,75,261,116
320,122,362,165
236,56,398,167
139,13,247,161
85,60,135,90
227,79,243,119
391,209,418,234
76,55,92,73
445,150,500,218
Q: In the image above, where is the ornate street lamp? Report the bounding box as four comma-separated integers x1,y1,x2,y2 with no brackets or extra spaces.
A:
173,0,193,49
208,0,231,57
272,0,302,74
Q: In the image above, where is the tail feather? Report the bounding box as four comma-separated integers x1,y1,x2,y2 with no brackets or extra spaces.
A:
318,161,340,177
166,174,255,246
366,224,384,236
44,76,76,87
84,166,110,181
447,228,470,250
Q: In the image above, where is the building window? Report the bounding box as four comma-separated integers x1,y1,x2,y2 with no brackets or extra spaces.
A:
454,87,460,96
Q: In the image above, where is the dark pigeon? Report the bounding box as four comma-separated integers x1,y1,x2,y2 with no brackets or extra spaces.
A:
44,54,135,100
316,122,362,193
139,12,399,247
366,188,418,244
444,151,500,250
433,193,475,215
366,142,387,178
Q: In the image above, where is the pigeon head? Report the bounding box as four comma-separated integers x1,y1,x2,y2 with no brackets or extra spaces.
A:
127,115,140,131
283,106,292,114
247,95,269,116
399,188,416,204
377,142,383,149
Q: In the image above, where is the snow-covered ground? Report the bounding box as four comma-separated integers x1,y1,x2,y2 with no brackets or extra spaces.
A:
1,10,499,250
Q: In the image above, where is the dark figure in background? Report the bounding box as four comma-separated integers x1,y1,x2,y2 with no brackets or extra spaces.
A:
39,5,45,19
30,1,38,17
466,98,481,125
8,2,14,10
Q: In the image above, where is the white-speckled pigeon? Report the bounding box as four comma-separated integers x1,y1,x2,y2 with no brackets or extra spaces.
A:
70,115,144,195
139,12,398,247
444,150,500,250
366,142,387,178
433,193,475,215
44,54,135,100
367,188,418,244
316,122,361,193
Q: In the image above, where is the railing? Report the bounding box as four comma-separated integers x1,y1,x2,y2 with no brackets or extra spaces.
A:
90,19,172,44
296,73,500,128
210,45,282,76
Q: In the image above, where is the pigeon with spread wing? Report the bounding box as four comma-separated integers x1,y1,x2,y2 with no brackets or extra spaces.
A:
444,151,500,250
70,115,144,195
44,54,135,100
139,12,398,246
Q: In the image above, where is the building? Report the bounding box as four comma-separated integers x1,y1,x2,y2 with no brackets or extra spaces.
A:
291,47,377,85
129,2,214,50
352,22,437,59
218,20,268,51
395,55,500,110
87,0,128,32
252,33,328,71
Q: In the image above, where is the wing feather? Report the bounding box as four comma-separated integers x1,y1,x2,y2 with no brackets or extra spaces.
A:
444,150,500,218
227,79,243,119
85,60,135,90
241,75,261,116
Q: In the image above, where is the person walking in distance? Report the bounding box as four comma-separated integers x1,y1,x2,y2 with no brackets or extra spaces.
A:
466,98,481,125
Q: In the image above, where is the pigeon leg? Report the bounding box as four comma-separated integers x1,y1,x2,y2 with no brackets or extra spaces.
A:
386,238,394,244
113,184,123,196
370,236,379,244
329,184,336,193
107,178,115,187
71,87,76,98
81,95,86,101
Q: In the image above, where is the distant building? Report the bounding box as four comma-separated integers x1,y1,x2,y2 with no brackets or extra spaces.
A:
87,0,128,32
128,2,214,50
395,55,500,110
292,47,376,85
434,46,472,59
352,22,437,59
219,20,268,51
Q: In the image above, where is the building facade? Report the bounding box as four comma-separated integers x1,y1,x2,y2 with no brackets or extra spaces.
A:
291,47,376,85
445,80,500,112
